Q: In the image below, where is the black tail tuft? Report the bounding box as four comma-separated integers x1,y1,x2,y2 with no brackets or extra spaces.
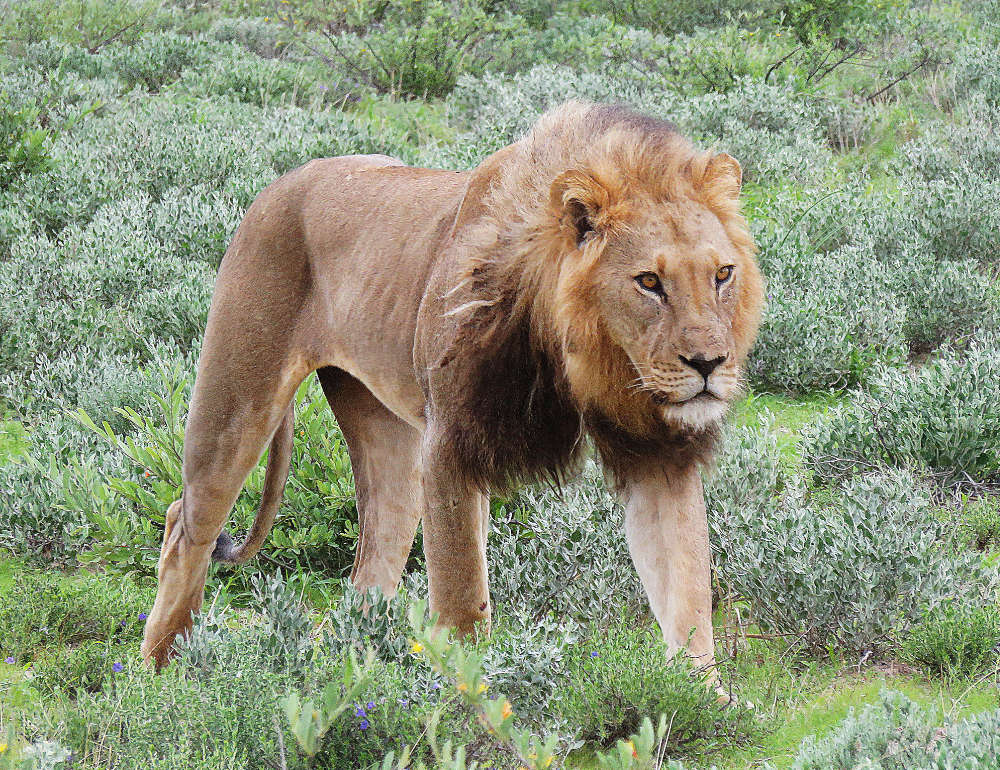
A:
212,530,237,563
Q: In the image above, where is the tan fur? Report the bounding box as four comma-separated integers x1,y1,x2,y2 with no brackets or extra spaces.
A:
141,103,763,692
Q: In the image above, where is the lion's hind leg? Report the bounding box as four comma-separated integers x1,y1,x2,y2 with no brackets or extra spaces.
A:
142,325,311,668
317,367,424,598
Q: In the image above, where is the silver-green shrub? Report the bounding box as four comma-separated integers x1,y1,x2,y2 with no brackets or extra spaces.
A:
709,428,996,652
784,690,939,770
804,339,1000,484
767,690,1000,770
750,240,907,391
440,66,828,182
952,39,1000,106
488,460,644,624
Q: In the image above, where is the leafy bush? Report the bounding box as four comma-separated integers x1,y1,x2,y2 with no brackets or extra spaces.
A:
593,0,780,37
210,15,288,58
59,367,358,598
750,241,907,392
177,43,337,108
0,91,53,189
308,657,468,768
783,690,940,770
747,184,999,388
772,690,1000,770
804,341,1000,485
934,708,1000,769
668,78,829,183
555,617,751,749
904,100,1000,183
0,442,92,559
952,39,1000,106
442,67,828,182
0,0,153,50
108,31,216,91
709,439,997,652
325,581,415,662
44,638,299,769
900,601,1000,679
864,176,1000,268
287,0,529,98
488,461,645,626
31,638,134,695
480,611,578,723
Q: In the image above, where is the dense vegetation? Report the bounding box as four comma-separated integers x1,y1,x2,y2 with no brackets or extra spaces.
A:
1,0,999,767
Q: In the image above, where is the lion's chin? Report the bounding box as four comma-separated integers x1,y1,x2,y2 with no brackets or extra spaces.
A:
660,393,729,432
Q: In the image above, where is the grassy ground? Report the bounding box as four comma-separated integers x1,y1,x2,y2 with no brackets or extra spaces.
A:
731,391,844,471
3,395,996,768
3,0,999,761
3,551,996,770
0,420,28,464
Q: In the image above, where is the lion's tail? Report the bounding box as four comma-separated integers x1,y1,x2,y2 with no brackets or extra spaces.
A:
211,405,295,566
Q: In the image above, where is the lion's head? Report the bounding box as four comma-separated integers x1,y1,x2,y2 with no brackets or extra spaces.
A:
545,125,762,436
440,102,763,485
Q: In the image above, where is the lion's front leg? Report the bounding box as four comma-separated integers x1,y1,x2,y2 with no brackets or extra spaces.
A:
420,431,491,637
621,465,724,697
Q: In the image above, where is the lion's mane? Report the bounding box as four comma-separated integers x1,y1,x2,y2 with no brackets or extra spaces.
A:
432,102,759,490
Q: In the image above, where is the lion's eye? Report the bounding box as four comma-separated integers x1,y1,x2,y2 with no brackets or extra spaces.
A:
636,272,662,293
715,265,734,284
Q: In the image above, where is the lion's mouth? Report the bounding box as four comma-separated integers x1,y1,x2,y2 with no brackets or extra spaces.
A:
652,390,721,407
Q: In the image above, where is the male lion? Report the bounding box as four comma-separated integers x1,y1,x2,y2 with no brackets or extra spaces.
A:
141,102,763,695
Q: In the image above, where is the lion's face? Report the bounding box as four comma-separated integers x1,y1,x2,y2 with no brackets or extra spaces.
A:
590,203,755,431
550,152,762,434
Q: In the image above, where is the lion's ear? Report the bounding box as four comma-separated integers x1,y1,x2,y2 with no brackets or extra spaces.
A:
701,152,742,201
550,169,612,249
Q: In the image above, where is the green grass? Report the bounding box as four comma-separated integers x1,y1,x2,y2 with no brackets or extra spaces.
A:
562,632,1000,769
732,391,844,469
2,555,997,770
724,668,999,769
0,419,28,465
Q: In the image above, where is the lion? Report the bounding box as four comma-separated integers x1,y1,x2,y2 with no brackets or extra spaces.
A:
141,101,763,697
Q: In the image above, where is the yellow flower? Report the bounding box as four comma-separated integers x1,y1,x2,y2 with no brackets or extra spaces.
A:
477,682,488,694
457,681,468,692
409,641,424,654
626,740,638,758
0,743,7,753
501,699,513,719
544,757,554,768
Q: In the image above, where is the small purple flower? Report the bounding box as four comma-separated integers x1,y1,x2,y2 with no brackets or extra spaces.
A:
139,613,148,621
4,656,14,665
354,705,366,718
112,662,124,673
366,701,375,710
431,682,441,690
399,698,410,708
359,719,370,730
590,651,599,658
120,621,126,628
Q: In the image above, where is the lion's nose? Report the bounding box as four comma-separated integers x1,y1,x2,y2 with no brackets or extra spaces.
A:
679,354,726,379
